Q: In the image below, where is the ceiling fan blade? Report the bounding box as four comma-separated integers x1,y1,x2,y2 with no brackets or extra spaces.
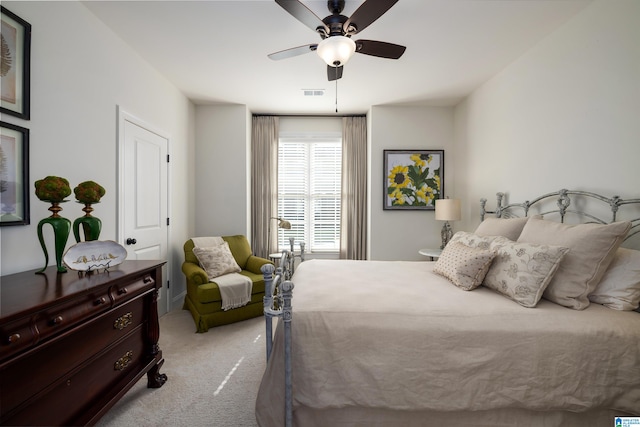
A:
355,39,406,59
344,0,399,35
268,44,318,61
327,65,343,81
275,0,329,34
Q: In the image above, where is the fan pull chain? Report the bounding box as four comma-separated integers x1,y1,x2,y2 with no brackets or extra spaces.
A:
335,64,339,113
335,77,338,113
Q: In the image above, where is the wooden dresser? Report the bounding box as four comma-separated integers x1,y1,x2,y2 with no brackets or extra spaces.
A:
0,260,167,426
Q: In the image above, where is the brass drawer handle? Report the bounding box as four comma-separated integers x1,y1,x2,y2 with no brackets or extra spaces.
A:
114,350,133,371
117,287,128,295
114,312,133,330
7,333,21,344
143,276,153,284
94,297,107,306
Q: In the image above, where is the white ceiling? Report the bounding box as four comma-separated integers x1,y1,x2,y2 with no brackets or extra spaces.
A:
82,0,592,115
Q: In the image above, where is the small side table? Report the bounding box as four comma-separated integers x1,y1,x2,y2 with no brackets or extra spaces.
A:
418,248,442,261
269,253,283,263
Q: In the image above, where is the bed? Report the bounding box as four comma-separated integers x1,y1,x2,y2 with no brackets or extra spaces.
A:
255,189,640,427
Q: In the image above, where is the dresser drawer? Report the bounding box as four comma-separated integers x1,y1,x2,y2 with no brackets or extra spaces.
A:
0,316,36,362
33,288,113,344
0,287,112,363
111,273,156,305
0,292,149,418
2,324,148,426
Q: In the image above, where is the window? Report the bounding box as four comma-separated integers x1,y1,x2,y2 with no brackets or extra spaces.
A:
277,134,341,252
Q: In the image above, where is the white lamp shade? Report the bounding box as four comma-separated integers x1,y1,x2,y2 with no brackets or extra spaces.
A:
317,36,356,67
435,199,461,221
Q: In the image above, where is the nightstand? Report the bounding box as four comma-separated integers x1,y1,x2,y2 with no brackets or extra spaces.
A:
269,252,283,263
418,248,442,261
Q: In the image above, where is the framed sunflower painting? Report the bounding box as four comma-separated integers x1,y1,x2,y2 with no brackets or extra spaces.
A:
383,150,444,210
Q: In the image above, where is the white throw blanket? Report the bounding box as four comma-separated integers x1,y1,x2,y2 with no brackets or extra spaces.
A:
192,236,224,247
211,272,252,311
192,236,252,311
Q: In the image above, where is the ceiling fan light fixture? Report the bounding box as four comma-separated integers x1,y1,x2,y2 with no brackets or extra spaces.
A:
317,36,356,67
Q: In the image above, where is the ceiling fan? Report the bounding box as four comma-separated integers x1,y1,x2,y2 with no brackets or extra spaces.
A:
269,0,406,81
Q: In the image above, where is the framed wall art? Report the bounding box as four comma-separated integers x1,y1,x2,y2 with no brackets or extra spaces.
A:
1,121,29,226
1,6,31,120
383,149,444,210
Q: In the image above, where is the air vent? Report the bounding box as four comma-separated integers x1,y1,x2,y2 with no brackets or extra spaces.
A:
302,89,325,97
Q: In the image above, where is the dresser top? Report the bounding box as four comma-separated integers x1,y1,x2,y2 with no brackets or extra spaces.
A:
0,260,165,320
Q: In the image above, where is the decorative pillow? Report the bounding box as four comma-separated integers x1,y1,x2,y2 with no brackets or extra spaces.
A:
483,237,569,308
474,216,541,241
589,248,640,311
192,242,242,280
433,242,496,291
517,218,631,309
449,231,498,250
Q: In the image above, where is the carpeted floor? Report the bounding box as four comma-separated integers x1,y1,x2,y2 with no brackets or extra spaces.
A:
97,309,265,427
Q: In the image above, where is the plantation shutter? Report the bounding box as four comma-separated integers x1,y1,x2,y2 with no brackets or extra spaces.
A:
278,135,341,252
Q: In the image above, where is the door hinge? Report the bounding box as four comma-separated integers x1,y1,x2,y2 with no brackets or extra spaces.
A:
166,217,170,226
166,154,170,163
167,280,170,289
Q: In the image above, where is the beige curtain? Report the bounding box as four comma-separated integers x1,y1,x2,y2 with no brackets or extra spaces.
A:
251,116,279,258
340,116,368,259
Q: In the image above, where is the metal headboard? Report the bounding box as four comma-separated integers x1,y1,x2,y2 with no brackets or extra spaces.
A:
480,189,640,242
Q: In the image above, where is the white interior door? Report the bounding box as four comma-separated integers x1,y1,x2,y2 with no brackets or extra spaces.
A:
118,109,170,315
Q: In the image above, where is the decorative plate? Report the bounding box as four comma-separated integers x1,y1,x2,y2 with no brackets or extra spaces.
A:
63,240,127,272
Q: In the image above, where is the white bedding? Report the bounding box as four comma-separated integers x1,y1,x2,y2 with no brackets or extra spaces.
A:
255,259,640,426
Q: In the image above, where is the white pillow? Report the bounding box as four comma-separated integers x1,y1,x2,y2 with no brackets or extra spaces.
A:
475,216,540,241
192,242,242,280
483,237,569,308
589,248,640,311
517,218,631,310
433,241,496,291
449,231,498,251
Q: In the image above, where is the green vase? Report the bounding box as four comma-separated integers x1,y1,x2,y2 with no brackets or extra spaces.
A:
36,202,71,274
73,203,102,242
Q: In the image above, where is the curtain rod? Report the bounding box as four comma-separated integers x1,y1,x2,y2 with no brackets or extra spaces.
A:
252,114,366,118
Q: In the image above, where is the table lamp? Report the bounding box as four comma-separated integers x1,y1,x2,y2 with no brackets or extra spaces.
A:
435,198,461,249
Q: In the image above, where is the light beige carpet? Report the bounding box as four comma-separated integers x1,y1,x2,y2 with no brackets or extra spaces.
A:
97,309,265,427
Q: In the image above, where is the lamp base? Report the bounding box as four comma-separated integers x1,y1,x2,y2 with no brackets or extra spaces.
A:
440,221,453,249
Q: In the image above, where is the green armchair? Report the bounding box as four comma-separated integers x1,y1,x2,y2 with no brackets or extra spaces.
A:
182,235,273,333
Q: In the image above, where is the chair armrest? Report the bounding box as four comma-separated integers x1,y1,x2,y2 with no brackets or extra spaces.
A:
245,255,273,274
182,262,209,285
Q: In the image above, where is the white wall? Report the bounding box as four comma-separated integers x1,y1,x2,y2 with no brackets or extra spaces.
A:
3,0,637,283
453,0,640,249
194,104,251,237
0,2,196,306
369,106,455,260
279,116,342,134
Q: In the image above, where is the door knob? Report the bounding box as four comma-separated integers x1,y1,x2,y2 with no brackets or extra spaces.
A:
126,238,137,245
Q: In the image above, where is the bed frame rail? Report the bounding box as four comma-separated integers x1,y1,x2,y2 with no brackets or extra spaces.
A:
480,189,640,242
261,253,294,427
